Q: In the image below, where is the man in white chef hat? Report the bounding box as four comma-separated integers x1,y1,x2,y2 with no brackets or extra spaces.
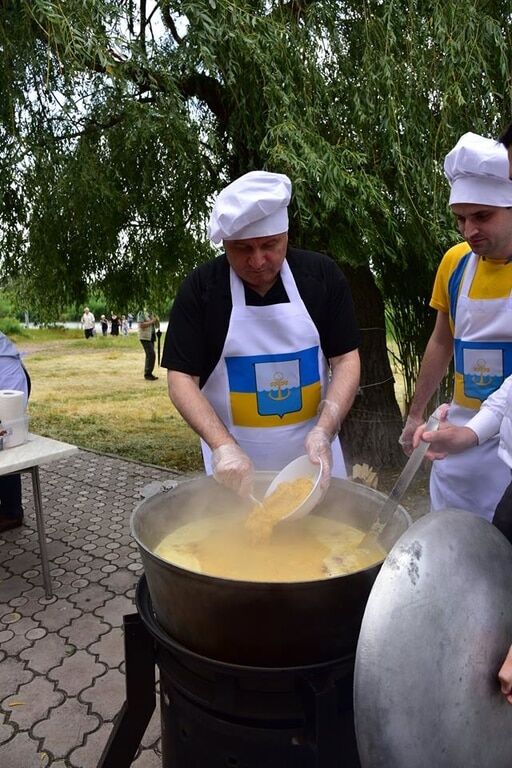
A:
162,170,361,496
399,132,512,520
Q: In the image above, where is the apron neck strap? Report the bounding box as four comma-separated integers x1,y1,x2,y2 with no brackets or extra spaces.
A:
230,258,298,307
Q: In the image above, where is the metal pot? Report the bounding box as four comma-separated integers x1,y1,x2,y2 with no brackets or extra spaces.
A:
131,474,412,666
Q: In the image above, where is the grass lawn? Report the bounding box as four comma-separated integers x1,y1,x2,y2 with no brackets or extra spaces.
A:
13,328,204,473
11,327,408,477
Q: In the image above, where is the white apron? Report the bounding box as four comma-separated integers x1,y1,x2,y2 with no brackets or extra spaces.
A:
430,252,512,520
200,260,346,476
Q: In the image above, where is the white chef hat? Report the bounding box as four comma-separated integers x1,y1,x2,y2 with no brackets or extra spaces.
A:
207,170,292,244
444,132,512,207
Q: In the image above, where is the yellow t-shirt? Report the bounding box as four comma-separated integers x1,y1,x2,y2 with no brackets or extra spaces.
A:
431,241,512,331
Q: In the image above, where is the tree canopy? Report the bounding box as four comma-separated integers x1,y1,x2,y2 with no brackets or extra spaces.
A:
2,1,509,314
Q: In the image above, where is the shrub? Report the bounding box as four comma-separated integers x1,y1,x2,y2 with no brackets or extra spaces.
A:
0,316,23,335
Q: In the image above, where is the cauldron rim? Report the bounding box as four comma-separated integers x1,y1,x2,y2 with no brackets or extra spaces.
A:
130,475,410,587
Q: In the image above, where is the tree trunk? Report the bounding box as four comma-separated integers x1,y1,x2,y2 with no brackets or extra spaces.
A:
339,263,404,470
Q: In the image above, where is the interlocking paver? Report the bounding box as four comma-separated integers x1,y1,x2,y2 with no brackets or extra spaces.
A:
2,551,41,574
2,677,63,729
0,574,32,602
0,614,39,640
68,722,114,768
67,583,114,612
0,730,49,767
88,625,124,666
32,600,81,632
0,657,33,699
32,697,100,758
48,649,106,697
0,628,34,655
0,449,185,766
0,715,15,744
59,614,110,649
80,667,126,720
94,593,135,627
20,633,72,675
99,567,137,594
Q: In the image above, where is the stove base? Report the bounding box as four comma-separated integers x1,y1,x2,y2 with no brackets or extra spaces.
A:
161,675,359,768
99,577,361,768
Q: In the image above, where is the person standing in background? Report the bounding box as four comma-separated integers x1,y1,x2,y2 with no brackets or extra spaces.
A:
0,333,30,532
80,307,95,339
100,315,109,336
110,313,120,336
137,309,160,381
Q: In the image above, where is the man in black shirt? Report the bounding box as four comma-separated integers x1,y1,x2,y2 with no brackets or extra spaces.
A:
162,171,360,497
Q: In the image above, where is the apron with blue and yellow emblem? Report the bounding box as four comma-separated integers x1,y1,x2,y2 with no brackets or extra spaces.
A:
200,260,346,475
430,251,512,520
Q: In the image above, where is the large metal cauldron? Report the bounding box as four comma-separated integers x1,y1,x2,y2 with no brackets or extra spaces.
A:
131,474,411,666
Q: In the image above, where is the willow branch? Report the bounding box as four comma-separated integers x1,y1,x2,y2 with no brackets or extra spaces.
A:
161,4,183,44
278,0,317,21
178,72,229,133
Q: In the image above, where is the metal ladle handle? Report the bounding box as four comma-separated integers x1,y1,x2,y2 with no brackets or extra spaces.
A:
360,411,442,547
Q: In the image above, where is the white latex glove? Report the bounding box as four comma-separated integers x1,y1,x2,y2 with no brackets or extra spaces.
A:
398,414,424,456
211,443,254,497
304,426,332,490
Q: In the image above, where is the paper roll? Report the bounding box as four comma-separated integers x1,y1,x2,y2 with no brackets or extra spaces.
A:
0,390,25,422
2,416,29,448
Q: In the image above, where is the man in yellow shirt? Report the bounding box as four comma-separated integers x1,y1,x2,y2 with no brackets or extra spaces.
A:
400,132,512,520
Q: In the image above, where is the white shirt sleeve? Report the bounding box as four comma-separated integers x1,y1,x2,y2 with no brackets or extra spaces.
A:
466,375,512,445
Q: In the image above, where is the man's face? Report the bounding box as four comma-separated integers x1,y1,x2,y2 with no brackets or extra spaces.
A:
224,232,288,295
451,203,512,260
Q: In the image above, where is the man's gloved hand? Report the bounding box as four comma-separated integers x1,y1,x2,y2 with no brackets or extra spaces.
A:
211,443,254,497
305,426,332,489
398,415,424,456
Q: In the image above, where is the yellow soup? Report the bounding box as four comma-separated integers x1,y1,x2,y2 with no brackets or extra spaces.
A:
153,512,386,582
245,477,314,542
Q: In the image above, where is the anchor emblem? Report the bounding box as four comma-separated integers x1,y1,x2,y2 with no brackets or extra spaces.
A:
471,358,491,387
268,371,290,401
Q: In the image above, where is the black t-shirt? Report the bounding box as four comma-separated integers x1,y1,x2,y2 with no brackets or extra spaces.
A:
162,247,361,388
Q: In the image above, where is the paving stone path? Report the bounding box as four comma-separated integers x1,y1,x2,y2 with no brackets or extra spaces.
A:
0,449,188,768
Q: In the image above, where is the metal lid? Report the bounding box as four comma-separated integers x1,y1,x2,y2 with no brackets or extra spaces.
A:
354,510,512,768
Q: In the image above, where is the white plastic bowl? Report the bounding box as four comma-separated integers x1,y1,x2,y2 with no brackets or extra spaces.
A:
263,454,323,523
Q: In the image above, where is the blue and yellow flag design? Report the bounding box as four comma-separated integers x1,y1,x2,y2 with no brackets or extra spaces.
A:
225,347,321,427
453,339,511,407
